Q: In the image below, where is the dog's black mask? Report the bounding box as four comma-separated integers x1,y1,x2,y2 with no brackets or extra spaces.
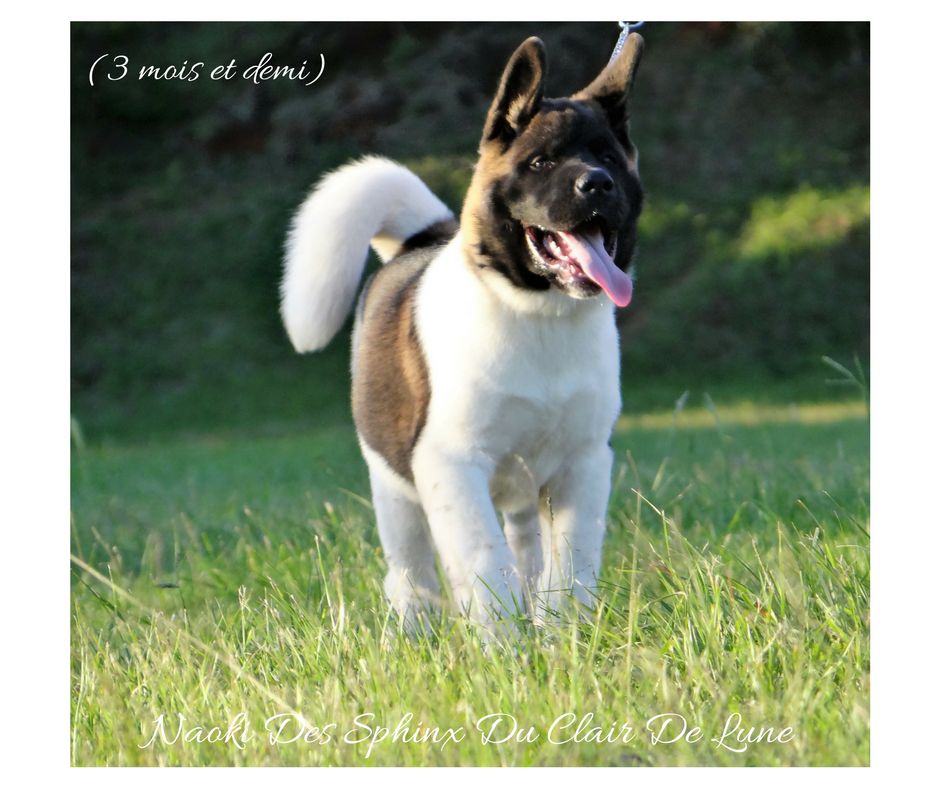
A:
466,35,645,306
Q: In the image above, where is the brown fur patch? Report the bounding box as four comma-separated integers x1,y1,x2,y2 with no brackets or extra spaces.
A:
352,254,432,482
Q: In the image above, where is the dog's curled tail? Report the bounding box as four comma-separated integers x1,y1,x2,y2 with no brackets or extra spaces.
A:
280,156,454,353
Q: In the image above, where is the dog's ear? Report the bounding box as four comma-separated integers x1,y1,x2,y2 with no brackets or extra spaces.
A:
481,37,546,147
573,32,643,153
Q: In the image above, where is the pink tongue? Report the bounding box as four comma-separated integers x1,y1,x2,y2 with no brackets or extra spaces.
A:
555,229,633,307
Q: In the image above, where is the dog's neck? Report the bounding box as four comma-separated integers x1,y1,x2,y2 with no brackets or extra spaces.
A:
447,230,612,320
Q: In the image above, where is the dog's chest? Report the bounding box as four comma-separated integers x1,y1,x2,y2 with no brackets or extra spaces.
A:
415,243,621,508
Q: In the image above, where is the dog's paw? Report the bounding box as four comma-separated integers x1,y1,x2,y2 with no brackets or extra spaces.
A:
383,572,442,638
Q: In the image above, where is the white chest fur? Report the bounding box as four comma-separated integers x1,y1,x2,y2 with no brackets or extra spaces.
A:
413,236,622,513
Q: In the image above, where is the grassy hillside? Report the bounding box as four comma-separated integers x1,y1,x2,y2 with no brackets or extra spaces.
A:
71,397,869,765
71,22,869,441
70,23,870,767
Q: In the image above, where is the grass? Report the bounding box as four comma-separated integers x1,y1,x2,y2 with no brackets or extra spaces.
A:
69,21,869,767
71,23,870,442
70,387,869,766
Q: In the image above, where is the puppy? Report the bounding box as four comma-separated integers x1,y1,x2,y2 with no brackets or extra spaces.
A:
281,34,644,633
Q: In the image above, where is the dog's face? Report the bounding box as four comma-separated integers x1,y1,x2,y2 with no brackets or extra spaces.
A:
462,35,644,308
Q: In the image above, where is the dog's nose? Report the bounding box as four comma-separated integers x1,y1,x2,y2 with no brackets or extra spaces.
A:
575,168,614,195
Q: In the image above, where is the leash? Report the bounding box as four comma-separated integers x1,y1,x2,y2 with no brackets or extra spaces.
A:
609,21,645,63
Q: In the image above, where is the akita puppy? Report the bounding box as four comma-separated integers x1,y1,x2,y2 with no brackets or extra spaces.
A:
281,34,644,632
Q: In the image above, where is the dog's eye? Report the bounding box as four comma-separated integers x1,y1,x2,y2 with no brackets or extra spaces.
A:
600,152,618,166
528,156,554,172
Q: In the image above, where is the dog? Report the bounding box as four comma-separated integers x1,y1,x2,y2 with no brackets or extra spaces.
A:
280,33,644,634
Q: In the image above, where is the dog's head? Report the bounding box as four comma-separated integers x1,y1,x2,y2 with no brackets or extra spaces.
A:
462,34,644,309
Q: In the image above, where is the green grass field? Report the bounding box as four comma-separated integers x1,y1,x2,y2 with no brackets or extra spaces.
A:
70,386,869,766
69,21,869,768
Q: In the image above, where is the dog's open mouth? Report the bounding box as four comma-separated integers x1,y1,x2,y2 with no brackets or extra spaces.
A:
523,219,633,307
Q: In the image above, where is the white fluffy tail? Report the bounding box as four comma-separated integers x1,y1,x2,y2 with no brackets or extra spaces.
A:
280,156,454,353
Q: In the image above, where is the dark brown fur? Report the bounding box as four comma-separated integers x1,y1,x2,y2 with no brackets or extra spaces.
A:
397,218,459,255
460,35,644,299
352,250,435,482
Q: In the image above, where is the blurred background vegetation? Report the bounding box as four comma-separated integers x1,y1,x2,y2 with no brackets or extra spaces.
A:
71,22,869,442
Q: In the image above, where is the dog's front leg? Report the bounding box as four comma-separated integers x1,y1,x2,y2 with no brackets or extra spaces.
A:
537,443,613,622
412,447,523,634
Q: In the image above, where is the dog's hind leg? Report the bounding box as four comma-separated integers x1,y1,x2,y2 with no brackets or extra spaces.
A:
536,443,613,623
502,506,543,611
367,464,440,631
